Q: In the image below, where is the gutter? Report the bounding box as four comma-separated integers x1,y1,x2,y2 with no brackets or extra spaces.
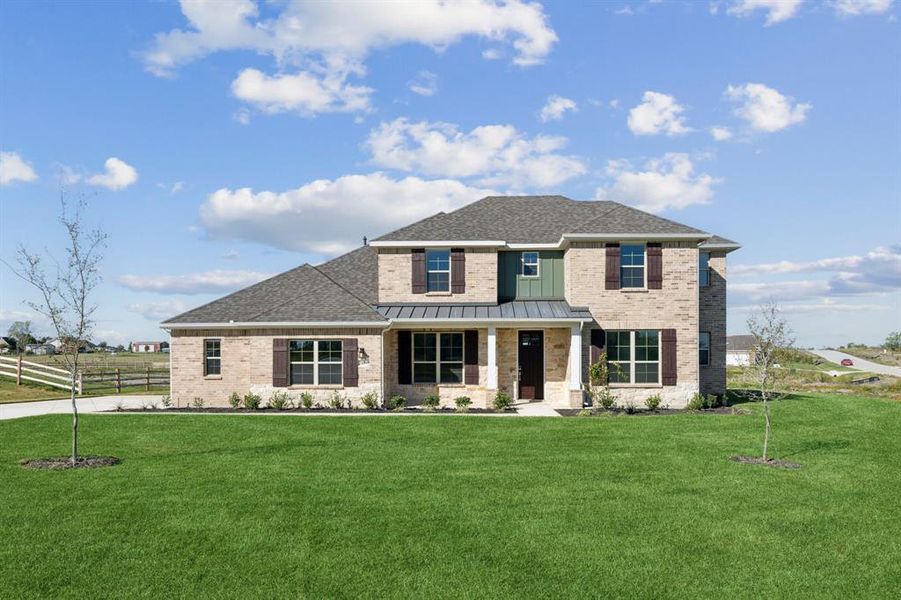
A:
368,232,712,250
161,320,390,330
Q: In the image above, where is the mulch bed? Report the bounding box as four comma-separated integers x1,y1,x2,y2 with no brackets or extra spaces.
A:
20,456,121,470
729,455,802,469
121,407,514,415
556,406,738,417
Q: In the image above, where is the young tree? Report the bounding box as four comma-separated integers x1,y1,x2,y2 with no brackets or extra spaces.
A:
884,331,901,352
8,196,107,464
746,302,794,461
7,320,37,346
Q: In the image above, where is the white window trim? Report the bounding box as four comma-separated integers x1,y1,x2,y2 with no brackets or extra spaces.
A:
608,330,661,386
699,331,711,367
425,248,452,293
412,332,465,385
699,251,711,288
204,338,221,377
620,243,647,289
521,251,540,278
289,339,343,386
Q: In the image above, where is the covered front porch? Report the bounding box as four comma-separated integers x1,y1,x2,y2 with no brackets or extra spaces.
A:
378,301,592,409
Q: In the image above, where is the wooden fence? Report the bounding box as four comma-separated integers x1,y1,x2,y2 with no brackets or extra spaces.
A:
0,356,169,395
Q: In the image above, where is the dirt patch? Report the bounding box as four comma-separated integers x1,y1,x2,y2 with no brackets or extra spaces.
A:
729,455,801,469
20,456,121,470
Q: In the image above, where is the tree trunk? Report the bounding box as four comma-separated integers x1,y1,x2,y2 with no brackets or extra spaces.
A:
71,368,78,464
762,396,770,462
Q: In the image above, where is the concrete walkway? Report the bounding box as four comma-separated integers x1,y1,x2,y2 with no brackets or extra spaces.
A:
0,395,165,421
513,401,562,417
810,350,901,378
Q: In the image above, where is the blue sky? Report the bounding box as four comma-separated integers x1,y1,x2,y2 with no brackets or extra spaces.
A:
1,0,898,348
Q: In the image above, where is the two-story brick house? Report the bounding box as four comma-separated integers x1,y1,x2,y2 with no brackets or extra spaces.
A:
162,196,739,409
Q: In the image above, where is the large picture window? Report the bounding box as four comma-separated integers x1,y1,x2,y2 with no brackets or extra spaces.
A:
699,332,710,366
204,339,221,376
426,249,450,292
290,340,343,385
413,332,464,384
620,244,646,288
699,252,711,287
607,330,660,384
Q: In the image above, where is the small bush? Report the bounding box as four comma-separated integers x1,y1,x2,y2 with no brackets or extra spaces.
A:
160,394,172,408
300,392,313,409
360,391,379,410
492,391,513,411
242,393,261,410
328,391,346,409
422,394,441,412
269,391,291,410
706,394,721,409
454,396,472,412
624,402,637,414
191,397,205,409
595,388,616,410
228,392,241,409
686,392,705,410
388,395,406,411
644,394,662,411
577,408,593,417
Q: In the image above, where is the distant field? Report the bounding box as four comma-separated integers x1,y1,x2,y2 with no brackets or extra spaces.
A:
22,352,170,370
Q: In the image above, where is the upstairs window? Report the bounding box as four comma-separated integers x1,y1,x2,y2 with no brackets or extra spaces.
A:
426,249,450,292
521,252,539,277
620,244,646,288
699,332,710,366
607,330,660,384
699,252,711,287
290,340,343,385
413,332,463,384
204,339,221,376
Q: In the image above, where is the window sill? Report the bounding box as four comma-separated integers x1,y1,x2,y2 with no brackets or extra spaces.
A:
288,385,344,390
620,288,649,293
425,291,453,297
610,383,662,389
408,383,468,387
204,375,222,381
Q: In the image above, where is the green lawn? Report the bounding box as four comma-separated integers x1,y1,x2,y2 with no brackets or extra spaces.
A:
1,394,899,598
0,378,169,404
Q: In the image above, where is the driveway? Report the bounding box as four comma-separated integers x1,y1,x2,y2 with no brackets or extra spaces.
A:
810,350,901,378
0,395,165,421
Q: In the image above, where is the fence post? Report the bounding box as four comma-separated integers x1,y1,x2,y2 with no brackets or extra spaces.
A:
77,372,83,395
16,355,22,385
116,368,121,394
146,366,150,391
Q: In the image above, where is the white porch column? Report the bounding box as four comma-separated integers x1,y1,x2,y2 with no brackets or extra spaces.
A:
487,326,498,390
569,324,582,391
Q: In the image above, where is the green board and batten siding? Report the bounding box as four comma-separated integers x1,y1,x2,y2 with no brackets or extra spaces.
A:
497,251,565,300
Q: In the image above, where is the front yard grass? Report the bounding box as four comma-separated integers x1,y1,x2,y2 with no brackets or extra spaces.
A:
1,393,899,598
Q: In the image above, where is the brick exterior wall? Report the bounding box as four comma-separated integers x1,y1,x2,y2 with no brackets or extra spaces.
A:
699,252,727,396
566,241,702,408
169,328,383,407
378,248,497,303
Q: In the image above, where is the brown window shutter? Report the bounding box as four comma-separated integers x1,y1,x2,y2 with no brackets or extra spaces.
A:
451,248,466,294
590,328,605,364
342,338,359,387
411,249,426,294
202,339,208,377
273,339,288,387
662,329,677,386
647,244,662,289
464,329,478,385
605,244,620,290
397,330,412,384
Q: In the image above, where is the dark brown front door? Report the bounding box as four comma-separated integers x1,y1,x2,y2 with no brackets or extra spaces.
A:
518,330,544,400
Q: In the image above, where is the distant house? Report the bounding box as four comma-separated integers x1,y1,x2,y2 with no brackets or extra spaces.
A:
726,335,755,366
48,338,95,353
0,337,17,354
25,343,56,355
132,341,165,353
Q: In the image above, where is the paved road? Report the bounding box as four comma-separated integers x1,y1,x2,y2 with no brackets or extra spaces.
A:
0,395,165,421
810,350,901,378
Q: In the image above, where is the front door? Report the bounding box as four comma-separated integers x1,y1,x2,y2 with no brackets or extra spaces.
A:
518,330,544,400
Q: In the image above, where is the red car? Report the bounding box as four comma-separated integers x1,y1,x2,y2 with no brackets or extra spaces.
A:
841,358,854,367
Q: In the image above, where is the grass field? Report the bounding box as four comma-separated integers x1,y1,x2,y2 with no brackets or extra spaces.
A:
21,351,170,370
1,393,898,598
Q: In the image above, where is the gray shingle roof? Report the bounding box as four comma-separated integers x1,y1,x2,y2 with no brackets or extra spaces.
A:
161,263,385,325
700,234,741,249
375,196,709,243
316,245,378,304
376,300,592,321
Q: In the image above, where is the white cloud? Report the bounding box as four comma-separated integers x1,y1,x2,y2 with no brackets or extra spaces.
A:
170,181,185,194
732,246,901,277
365,118,586,188
832,0,894,16
595,153,720,213
233,108,251,125
482,48,503,60
117,270,272,295
0,151,38,185
726,83,811,132
143,1,556,116
732,300,892,314
710,126,733,141
222,250,240,260
86,157,139,191
125,300,190,320
539,95,578,122
727,0,804,25
231,67,373,116
199,172,494,254
627,91,691,136
408,71,438,96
